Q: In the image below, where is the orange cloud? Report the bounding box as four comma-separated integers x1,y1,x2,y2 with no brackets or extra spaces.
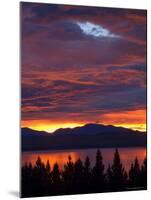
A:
101,109,146,132
21,109,146,132
21,120,84,133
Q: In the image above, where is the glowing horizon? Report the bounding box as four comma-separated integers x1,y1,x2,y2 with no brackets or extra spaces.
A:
21,108,146,133
21,121,146,133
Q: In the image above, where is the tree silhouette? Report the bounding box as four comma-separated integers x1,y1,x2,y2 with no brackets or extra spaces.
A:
32,157,49,196
21,162,33,197
62,155,74,193
21,149,147,197
129,157,142,188
73,158,85,192
46,160,51,174
83,156,91,190
51,163,62,194
140,157,147,188
107,149,127,190
91,150,105,191
51,163,61,184
45,160,52,194
106,164,112,189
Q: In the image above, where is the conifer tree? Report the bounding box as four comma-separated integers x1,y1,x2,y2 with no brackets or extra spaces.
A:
91,150,105,191
51,163,62,194
32,157,47,196
129,157,141,187
73,158,84,192
62,155,74,192
108,149,127,190
140,157,147,188
51,163,61,185
21,151,147,197
84,156,91,182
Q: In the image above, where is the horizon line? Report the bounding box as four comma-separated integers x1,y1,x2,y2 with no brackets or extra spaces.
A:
21,122,146,134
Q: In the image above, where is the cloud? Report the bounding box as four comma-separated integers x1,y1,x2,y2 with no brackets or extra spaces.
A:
21,72,146,122
21,2,146,45
76,21,120,38
21,2,147,128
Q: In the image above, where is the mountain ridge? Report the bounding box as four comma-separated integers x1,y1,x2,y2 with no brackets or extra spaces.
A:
21,123,147,151
22,123,145,136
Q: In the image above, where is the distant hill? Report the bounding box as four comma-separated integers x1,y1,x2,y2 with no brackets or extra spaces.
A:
22,127,50,137
21,124,147,151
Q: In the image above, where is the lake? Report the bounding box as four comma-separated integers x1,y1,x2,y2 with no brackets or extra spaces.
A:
22,147,146,171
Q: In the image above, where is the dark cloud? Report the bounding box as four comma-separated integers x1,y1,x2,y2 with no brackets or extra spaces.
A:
109,64,146,72
21,2,146,44
22,75,146,121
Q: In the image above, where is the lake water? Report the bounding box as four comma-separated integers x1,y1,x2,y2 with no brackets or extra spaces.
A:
22,147,146,171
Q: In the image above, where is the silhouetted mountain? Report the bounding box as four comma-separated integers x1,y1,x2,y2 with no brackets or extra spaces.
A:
21,124,147,151
53,123,141,136
22,127,50,137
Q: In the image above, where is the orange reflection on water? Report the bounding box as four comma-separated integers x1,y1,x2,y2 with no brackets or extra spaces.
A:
22,150,80,170
22,147,146,171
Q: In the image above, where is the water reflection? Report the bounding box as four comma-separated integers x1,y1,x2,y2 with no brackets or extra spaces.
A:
22,147,146,171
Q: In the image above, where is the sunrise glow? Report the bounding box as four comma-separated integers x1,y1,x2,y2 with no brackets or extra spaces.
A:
22,120,85,133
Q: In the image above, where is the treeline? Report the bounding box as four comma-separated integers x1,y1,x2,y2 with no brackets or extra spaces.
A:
21,149,147,197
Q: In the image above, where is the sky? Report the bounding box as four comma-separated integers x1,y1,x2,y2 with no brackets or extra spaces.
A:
21,2,147,133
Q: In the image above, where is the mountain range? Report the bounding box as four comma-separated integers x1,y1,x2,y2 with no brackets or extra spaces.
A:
21,123,147,151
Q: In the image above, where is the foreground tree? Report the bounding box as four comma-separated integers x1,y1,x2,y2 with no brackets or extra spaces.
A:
32,157,50,196
83,156,91,190
21,149,147,197
91,150,105,191
107,149,127,190
21,162,33,197
129,157,141,188
62,155,74,193
140,157,147,188
51,163,62,194
73,159,85,192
